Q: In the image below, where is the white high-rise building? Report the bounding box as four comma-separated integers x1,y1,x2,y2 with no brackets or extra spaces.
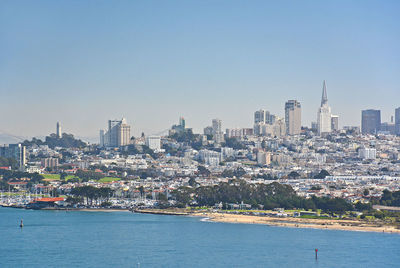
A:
100,118,131,148
117,118,131,147
285,100,301,135
146,136,161,151
317,81,332,135
99,130,105,147
212,119,224,144
359,147,376,160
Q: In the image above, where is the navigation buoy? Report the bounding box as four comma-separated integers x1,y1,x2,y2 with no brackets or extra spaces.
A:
19,219,23,228
315,248,318,259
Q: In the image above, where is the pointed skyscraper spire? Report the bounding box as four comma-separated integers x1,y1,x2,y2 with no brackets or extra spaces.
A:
321,80,328,106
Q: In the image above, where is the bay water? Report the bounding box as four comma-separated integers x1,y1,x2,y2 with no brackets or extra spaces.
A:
0,207,399,267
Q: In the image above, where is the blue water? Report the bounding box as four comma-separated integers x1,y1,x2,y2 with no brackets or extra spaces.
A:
0,208,399,267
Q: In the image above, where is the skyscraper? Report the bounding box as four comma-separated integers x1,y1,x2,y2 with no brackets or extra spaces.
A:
117,118,131,147
396,107,400,135
331,115,339,131
56,122,62,138
100,118,131,147
254,110,266,124
179,117,186,129
99,130,105,147
212,119,224,143
254,109,276,135
254,110,275,124
0,144,26,170
361,109,381,135
317,81,332,135
285,100,301,135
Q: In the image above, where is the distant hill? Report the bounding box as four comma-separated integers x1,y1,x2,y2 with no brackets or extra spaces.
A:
22,133,87,148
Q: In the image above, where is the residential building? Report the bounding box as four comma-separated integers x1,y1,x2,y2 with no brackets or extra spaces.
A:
117,119,131,147
257,151,271,166
359,147,377,160
41,158,59,169
100,118,131,147
146,136,161,151
331,115,339,131
212,119,224,144
396,107,400,135
285,100,301,135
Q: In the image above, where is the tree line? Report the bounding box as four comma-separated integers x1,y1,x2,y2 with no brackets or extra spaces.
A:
172,180,354,214
69,186,113,206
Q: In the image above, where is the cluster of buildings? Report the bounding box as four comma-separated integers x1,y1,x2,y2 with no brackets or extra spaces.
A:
361,108,400,136
1,81,400,206
99,118,131,148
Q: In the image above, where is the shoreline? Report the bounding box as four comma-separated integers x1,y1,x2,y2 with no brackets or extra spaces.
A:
3,206,400,234
0,205,131,213
193,212,400,234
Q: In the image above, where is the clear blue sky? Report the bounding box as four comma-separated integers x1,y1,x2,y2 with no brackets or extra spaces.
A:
1,0,399,139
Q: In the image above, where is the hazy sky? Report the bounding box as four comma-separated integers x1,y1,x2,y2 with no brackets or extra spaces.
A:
1,0,399,140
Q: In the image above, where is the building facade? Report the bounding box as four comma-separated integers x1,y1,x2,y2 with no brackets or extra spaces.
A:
212,119,224,144
395,107,400,135
285,100,301,135
146,136,161,151
361,109,381,135
331,115,339,131
0,144,26,170
100,118,131,148
41,157,59,169
317,81,332,135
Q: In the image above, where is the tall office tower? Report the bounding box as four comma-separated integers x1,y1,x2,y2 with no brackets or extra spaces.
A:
254,110,266,124
396,107,400,135
56,122,62,138
212,119,224,143
331,115,339,131
101,118,131,148
203,126,213,136
317,81,332,135
117,118,131,147
254,109,276,135
0,144,26,170
179,117,186,129
285,100,301,135
254,110,275,124
311,122,318,131
212,119,222,133
99,130,105,147
361,109,381,135
108,119,121,147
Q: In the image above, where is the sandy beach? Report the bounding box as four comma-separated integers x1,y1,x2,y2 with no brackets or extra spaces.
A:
193,212,400,234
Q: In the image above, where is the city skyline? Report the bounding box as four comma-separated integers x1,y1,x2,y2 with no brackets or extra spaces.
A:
1,1,399,139
1,87,399,143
